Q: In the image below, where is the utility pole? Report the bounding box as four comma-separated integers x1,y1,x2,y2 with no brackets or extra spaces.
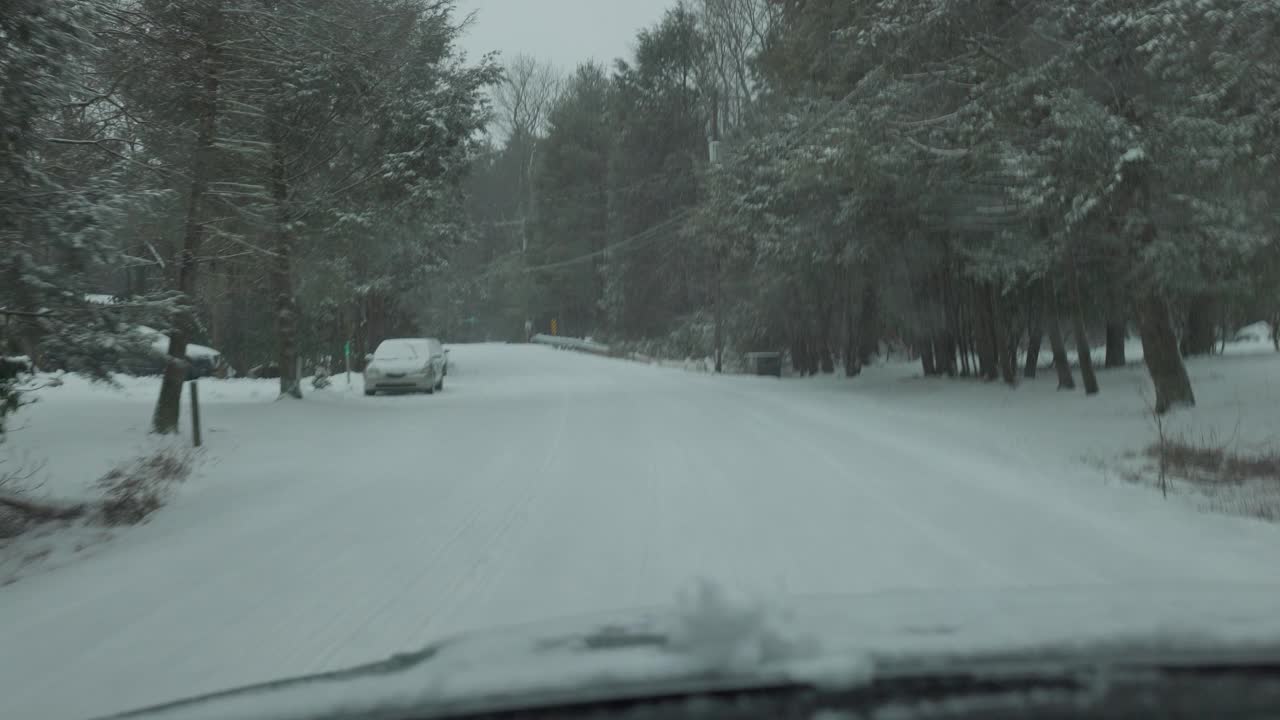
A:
520,141,535,340
710,102,724,374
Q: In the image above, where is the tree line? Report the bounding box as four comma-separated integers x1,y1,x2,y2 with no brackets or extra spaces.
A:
4,0,1278,443
2,0,496,437
460,0,1279,413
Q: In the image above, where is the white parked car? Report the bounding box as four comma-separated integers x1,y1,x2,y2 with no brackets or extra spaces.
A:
363,338,445,396
425,337,449,376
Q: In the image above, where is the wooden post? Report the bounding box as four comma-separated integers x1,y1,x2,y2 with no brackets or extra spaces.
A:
190,380,202,448
710,101,724,374
714,255,723,373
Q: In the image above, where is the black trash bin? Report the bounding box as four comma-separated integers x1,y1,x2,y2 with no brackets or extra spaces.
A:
745,351,783,378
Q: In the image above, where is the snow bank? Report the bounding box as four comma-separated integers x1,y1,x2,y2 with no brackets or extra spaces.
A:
1233,321,1274,344
766,341,1280,521
1,374,278,502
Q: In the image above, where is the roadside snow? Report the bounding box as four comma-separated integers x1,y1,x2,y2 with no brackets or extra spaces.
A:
2,374,277,502
782,343,1280,521
1,343,1279,720
1233,321,1274,344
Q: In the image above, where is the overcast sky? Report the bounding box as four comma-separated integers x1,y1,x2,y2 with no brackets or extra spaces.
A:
454,0,677,73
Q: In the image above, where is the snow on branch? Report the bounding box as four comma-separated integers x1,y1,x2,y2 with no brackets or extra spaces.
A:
906,136,970,158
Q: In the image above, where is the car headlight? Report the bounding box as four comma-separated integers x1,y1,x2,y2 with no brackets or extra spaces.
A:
366,365,380,377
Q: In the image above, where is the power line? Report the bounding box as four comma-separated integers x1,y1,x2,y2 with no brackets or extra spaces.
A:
471,163,697,223
522,210,693,274
507,83,868,277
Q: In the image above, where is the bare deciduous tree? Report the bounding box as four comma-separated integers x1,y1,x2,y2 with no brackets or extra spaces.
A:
493,54,561,142
697,0,776,131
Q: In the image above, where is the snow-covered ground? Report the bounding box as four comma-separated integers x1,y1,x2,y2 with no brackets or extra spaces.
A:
2,342,1280,720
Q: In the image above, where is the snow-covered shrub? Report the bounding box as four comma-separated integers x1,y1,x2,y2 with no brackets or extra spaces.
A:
0,455,77,537
312,366,332,390
0,358,28,439
0,504,24,540
95,447,195,526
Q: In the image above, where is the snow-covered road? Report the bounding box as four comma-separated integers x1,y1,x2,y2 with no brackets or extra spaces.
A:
3,343,1279,720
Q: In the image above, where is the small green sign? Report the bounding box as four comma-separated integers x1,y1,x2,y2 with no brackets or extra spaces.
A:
344,340,351,357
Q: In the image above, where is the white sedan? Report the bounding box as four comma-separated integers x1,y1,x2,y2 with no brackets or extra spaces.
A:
363,338,445,396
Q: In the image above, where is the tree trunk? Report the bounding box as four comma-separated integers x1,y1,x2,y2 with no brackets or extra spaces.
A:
152,18,221,434
1064,253,1099,395
1218,302,1229,354
976,284,999,381
919,337,937,376
1003,331,1018,385
713,254,723,373
1045,279,1075,390
856,276,879,366
943,275,961,378
805,334,820,375
1072,310,1099,395
819,271,838,374
1180,294,1217,357
956,277,973,377
935,331,956,377
843,274,859,377
1024,284,1043,379
1136,292,1196,413
843,332,858,376
1130,174,1197,412
791,335,810,376
993,290,1016,386
1104,319,1126,368
270,123,302,399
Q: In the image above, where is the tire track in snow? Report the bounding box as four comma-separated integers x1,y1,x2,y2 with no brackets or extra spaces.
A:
308,412,555,670
308,390,573,666
425,392,569,631
673,384,1026,591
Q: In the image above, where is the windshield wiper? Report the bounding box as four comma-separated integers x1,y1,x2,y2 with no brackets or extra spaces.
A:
423,654,1280,720
104,642,450,719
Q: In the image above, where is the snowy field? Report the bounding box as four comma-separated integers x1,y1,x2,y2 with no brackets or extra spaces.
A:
2,342,1280,720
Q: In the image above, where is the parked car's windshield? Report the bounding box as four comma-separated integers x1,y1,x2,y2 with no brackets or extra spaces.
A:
374,342,419,362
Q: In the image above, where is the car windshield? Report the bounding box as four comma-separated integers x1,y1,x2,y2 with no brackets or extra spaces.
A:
4,1,1280,720
374,341,419,362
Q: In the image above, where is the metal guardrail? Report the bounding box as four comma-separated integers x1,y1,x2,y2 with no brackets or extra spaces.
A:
530,334,612,355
